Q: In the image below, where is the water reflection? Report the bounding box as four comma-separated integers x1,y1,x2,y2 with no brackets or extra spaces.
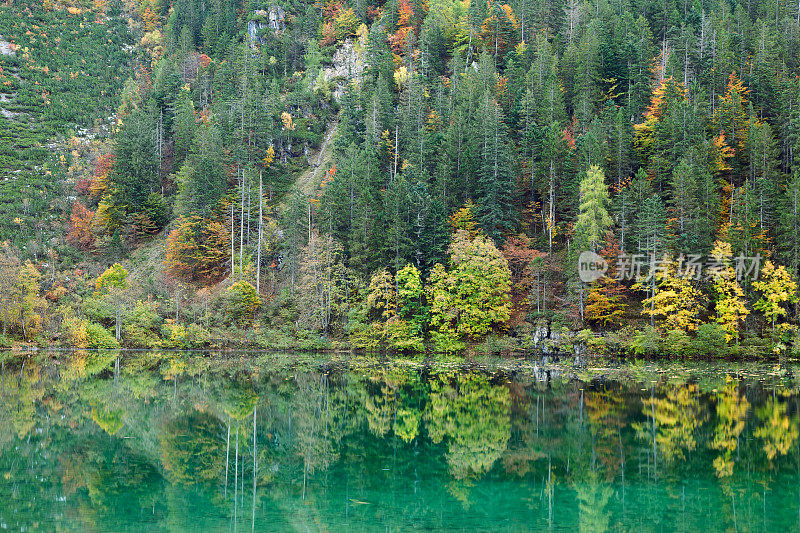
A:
0,353,800,531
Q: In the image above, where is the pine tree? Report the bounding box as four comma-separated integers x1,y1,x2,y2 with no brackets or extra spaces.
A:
174,122,226,216
109,108,159,216
574,165,612,252
668,158,698,252
779,171,800,276
476,94,515,240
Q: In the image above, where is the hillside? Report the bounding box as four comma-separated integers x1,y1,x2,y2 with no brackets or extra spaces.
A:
0,0,799,357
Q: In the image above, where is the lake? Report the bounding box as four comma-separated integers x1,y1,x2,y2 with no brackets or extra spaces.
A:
1,352,799,531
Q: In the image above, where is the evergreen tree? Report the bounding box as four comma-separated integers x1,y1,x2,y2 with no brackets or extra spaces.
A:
476,94,515,240
109,108,159,216
574,165,612,252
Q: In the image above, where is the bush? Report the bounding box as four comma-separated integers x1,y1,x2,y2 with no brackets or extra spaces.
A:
664,329,692,357
475,334,517,356
691,323,729,358
83,295,113,324
386,318,425,353
160,320,210,349
627,326,662,356
586,335,607,355
295,329,331,350
123,300,162,348
738,335,774,359
85,322,120,349
225,281,261,326
0,334,12,348
61,312,89,348
253,327,296,350
605,326,634,355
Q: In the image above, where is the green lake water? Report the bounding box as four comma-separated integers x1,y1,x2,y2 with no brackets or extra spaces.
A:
1,353,800,531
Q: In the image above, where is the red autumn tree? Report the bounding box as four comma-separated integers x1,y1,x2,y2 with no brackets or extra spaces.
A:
585,232,628,328
502,234,547,322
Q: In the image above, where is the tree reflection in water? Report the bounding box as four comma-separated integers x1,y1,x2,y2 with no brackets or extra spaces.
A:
0,353,799,531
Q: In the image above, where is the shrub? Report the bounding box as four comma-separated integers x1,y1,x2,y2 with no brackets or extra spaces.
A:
85,322,120,349
476,333,517,356
692,323,729,358
123,300,162,348
628,326,662,356
225,281,261,326
586,335,607,355
664,329,692,357
385,318,425,353
160,320,210,349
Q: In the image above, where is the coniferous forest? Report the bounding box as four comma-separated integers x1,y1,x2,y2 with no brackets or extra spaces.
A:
3,0,800,356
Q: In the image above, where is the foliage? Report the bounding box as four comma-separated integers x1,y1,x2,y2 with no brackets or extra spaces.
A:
85,322,120,349
639,261,706,333
709,240,749,342
753,261,798,330
427,231,511,351
574,165,612,251
225,281,261,326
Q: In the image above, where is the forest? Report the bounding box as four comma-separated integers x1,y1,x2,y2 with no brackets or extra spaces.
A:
1,355,799,530
2,0,800,355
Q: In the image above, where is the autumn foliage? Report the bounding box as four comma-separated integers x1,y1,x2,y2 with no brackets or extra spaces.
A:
165,216,231,283
67,202,96,250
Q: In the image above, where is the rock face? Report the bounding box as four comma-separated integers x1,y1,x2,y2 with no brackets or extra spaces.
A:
247,7,285,43
322,40,363,100
0,35,15,56
524,318,589,356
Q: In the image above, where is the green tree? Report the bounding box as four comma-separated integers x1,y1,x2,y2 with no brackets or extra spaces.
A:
12,262,45,341
95,263,130,341
109,108,159,217
225,281,261,326
574,165,612,252
427,231,511,351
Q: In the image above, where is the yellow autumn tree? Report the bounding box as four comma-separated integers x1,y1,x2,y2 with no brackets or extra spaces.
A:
710,380,749,477
366,268,397,320
640,259,706,332
753,260,798,331
754,396,799,462
709,240,749,342
11,261,46,340
634,383,705,463
448,200,481,237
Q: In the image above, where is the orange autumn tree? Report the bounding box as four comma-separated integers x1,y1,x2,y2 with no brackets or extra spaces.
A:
165,215,231,283
634,77,688,188
713,73,750,156
67,202,96,250
585,233,628,328
320,0,343,45
388,0,415,54
83,152,115,200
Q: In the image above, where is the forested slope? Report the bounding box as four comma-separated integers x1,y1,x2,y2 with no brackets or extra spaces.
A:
2,0,800,355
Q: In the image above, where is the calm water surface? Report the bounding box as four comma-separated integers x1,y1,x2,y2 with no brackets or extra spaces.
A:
1,352,800,531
